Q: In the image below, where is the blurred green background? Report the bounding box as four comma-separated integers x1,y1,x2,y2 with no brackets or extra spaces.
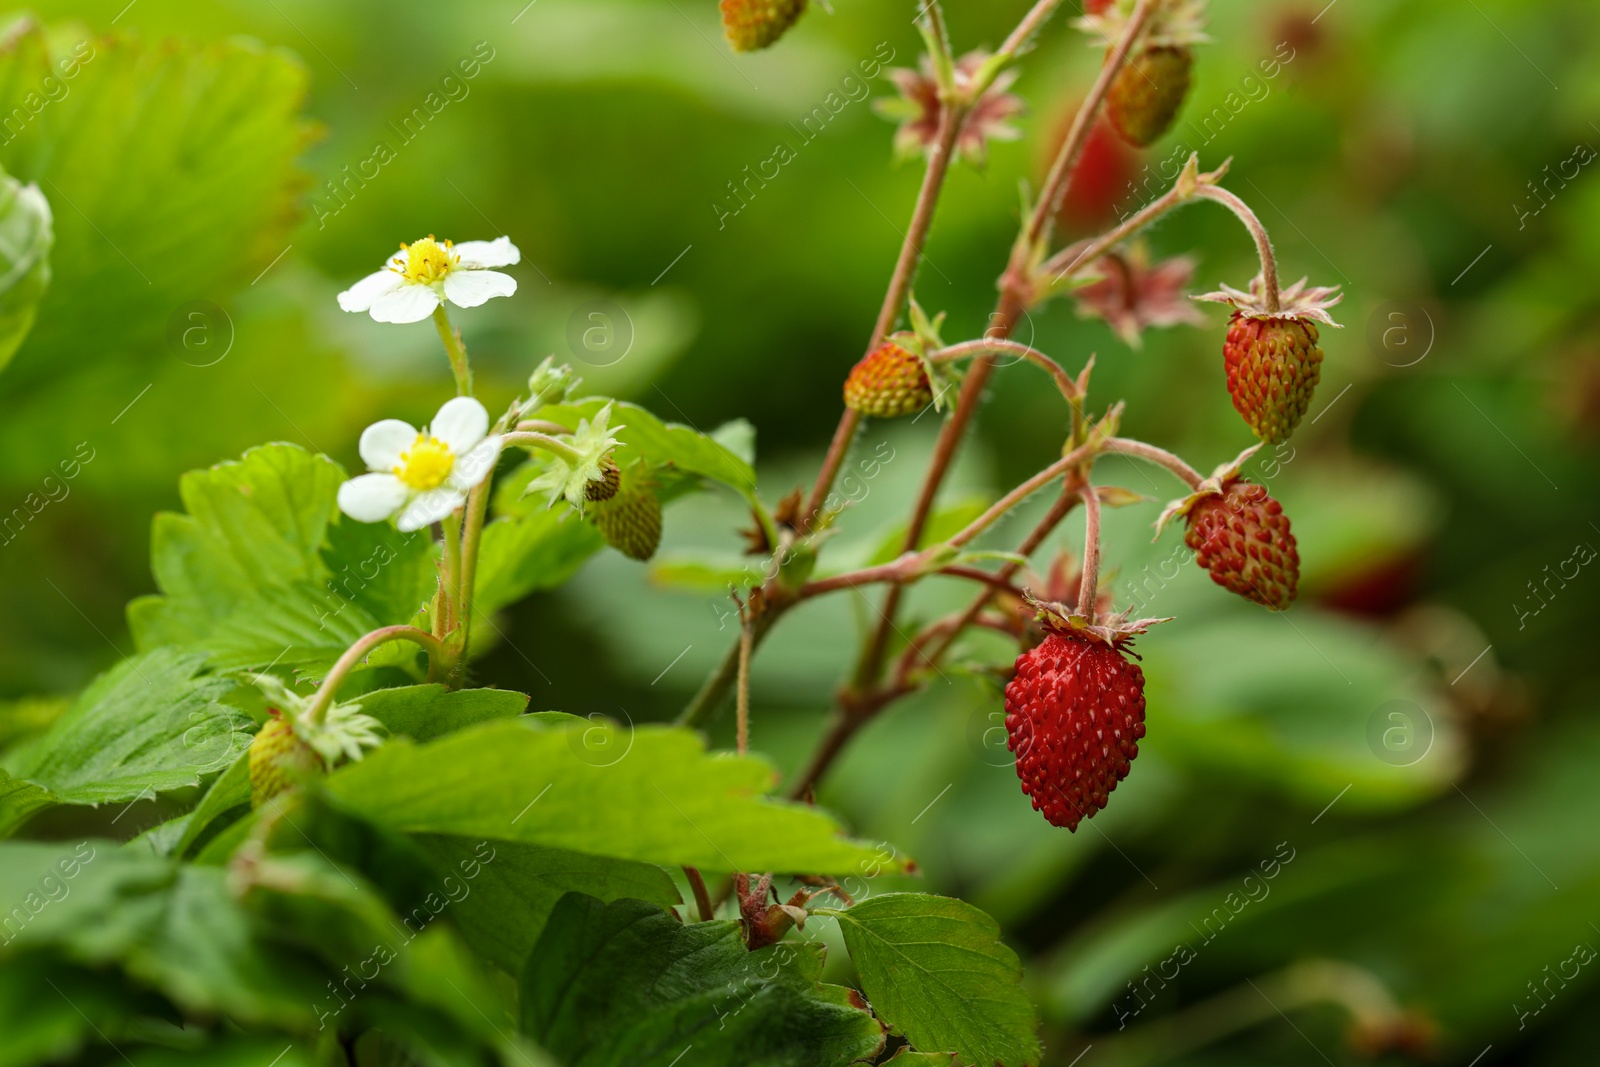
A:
1,0,1596,1063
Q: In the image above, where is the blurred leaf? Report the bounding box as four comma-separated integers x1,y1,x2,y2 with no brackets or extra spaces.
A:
355,684,529,742
410,834,679,973
520,893,885,1067
128,445,417,674
0,167,51,375
861,497,989,568
0,768,54,837
323,717,909,876
474,508,606,618
648,551,760,596
1,648,248,814
0,25,311,389
820,893,1040,1067
0,695,65,753
174,749,250,859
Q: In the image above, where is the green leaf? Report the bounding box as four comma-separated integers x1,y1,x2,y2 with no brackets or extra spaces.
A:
0,768,55,837
128,444,426,673
2,648,249,809
648,552,761,596
319,515,437,637
0,695,66,754
356,684,530,742
820,893,1040,1067
0,26,311,389
520,894,885,1067
0,166,51,375
862,497,989,567
323,718,908,876
410,834,680,973
536,399,759,503
173,750,251,858
474,508,606,618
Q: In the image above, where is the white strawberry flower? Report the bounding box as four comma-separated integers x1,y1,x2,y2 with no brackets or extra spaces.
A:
337,235,521,324
337,397,504,532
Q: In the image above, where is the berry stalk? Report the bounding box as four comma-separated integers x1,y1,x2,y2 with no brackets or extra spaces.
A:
304,625,448,727
928,338,1083,404
431,304,473,396
1192,183,1281,313
1075,481,1103,621
1102,437,1203,489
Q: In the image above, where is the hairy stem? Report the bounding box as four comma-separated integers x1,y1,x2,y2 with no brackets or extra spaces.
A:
1076,481,1103,621
1103,437,1204,489
684,867,715,923
736,615,752,756
305,626,447,726
1193,184,1280,312
501,430,584,466
929,338,1082,404
432,305,473,397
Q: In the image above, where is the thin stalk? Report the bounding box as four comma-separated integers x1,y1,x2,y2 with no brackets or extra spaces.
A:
929,339,1082,404
996,0,1069,64
1103,437,1204,489
501,431,584,466
949,440,1098,552
432,305,473,396
801,562,1029,601
1075,481,1103,621
677,609,777,729
736,616,752,756
515,419,571,436
305,626,447,726
684,867,715,923
441,511,463,640
456,475,493,668
1042,175,1194,282
1193,183,1280,312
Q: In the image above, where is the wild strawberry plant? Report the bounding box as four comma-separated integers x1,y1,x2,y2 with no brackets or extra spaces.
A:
0,1,1356,1064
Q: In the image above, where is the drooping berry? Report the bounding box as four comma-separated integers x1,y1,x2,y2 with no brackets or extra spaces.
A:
1197,276,1343,445
1183,477,1299,610
843,342,933,419
248,711,323,807
1004,631,1147,831
1106,46,1193,148
585,460,620,503
720,0,807,53
592,482,662,561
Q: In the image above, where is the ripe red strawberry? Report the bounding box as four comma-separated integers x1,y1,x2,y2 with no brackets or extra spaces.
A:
592,479,662,561
1106,46,1193,148
1005,629,1148,831
1183,477,1299,609
843,341,932,419
248,710,323,806
720,0,807,53
1198,276,1343,444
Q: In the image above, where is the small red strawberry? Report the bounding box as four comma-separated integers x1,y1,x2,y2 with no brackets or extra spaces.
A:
1159,446,1300,610
1004,605,1166,831
720,0,807,53
1106,46,1193,148
843,341,933,419
1197,275,1343,444
248,710,324,807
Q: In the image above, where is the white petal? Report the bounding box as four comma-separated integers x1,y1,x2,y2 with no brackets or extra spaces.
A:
397,487,466,532
447,435,504,491
337,474,408,523
369,282,442,324
430,396,490,454
443,269,516,308
453,237,521,269
338,269,405,313
358,419,418,471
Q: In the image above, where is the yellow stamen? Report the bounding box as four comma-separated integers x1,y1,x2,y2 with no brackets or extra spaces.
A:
395,235,457,285
394,434,455,491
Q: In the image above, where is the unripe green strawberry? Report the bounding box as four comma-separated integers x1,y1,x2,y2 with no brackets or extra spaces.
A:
249,711,323,807
1183,477,1299,610
585,460,620,503
1106,46,1192,148
592,482,662,561
843,342,932,419
1197,276,1344,445
720,0,807,53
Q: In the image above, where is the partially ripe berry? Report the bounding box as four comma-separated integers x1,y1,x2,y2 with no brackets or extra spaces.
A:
1223,315,1323,445
1107,46,1193,148
720,0,807,53
1184,478,1299,610
248,712,324,807
843,342,933,419
1004,631,1147,831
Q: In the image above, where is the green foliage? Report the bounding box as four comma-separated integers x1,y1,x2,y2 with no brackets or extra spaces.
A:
520,894,885,1067
0,165,51,375
128,445,431,674
821,893,1040,1067
323,717,907,876
1,649,248,830
474,507,606,617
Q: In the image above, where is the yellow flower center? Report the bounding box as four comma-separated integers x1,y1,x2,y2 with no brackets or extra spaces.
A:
394,434,455,490
396,236,458,285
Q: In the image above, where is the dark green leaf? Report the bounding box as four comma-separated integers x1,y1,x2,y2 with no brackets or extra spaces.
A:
411,834,679,973
820,893,1040,1067
324,718,908,876
520,894,884,1067
536,399,759,503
